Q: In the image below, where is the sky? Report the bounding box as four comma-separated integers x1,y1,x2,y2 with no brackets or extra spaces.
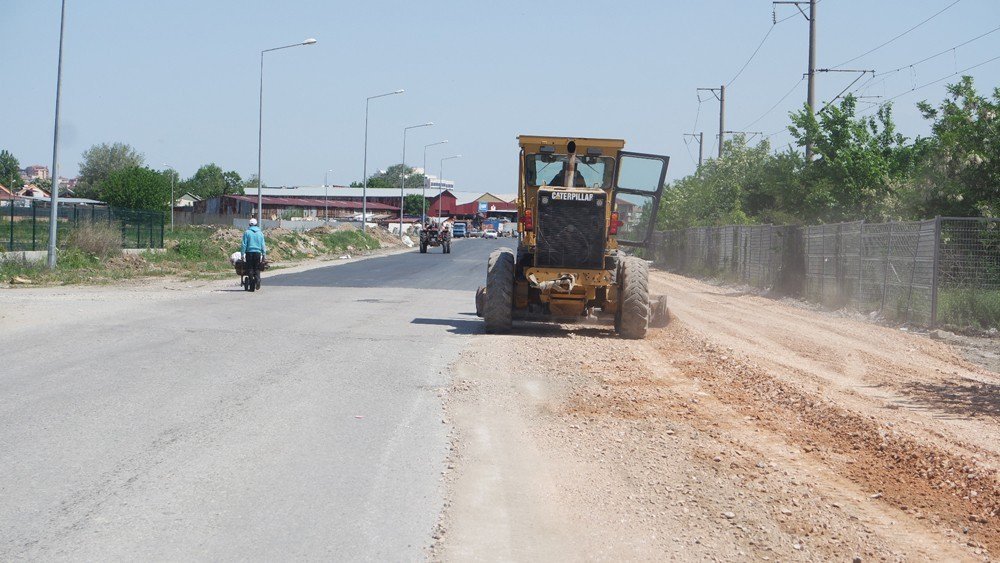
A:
3,0,999,198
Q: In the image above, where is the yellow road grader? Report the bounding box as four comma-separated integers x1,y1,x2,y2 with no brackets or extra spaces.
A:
476,135,669,338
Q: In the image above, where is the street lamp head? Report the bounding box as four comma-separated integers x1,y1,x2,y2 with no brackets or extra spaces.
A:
424,122,434,126
394,89,405,94
302,38,318,45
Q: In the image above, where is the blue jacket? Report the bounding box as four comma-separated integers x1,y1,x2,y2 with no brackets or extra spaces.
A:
241,226,266,256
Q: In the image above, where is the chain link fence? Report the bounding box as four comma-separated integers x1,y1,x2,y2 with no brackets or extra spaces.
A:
653,224,801,292
653,217,1000,330
1,200,164,252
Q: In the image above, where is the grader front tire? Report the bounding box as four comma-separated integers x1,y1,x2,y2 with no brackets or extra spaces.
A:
484,248,515,333
617,257,650,339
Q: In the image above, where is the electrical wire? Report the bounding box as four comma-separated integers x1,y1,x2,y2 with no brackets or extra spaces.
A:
692,95,702,134
831,0,964,70
846,25,1000,99
858,54,1000,116
883,54,1000,103
728,0,825,88
683,136,699,166
741,77,805,130
727,24,777,87
873,24,1000,78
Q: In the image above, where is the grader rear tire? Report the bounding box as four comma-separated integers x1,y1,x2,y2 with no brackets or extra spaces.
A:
617,256,650,339
484,248,514,333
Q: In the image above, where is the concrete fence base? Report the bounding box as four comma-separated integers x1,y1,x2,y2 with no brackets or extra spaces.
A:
1,248,165,264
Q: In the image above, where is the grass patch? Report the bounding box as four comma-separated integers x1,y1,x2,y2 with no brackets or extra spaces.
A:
938,288,1000,330
66,221,123,258
320,230,380,253
2,225,387,286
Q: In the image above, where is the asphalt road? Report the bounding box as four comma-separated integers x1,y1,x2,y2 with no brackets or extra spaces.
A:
0,237,514,560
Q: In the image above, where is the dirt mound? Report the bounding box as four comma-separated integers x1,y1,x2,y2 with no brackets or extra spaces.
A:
105,254,147,272
365,226,405,248
307,224,353,235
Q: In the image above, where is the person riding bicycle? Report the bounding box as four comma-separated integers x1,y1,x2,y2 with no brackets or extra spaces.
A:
241,218,267,290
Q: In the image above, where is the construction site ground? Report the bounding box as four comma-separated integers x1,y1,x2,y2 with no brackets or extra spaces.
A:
439,270,999,562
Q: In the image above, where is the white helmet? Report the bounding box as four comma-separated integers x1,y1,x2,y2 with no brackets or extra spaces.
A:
249,218,258,226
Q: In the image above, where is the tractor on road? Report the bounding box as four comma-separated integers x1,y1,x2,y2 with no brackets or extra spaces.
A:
419,222,452,254
476,135,669,338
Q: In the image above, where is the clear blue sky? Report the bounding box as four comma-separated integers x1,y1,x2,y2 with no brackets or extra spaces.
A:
3,0,999,195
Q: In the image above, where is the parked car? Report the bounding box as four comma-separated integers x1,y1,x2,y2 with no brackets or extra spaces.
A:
452,222,468,238
483,229,498,239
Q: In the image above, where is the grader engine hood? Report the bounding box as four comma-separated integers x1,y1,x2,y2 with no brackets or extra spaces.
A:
534,188,606,270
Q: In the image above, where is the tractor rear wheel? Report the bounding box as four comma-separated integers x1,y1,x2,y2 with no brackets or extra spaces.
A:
616,256,650,339
484,248,514,333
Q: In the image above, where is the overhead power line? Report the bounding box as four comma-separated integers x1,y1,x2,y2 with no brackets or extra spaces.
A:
883,54,1000,103
873,24,1000,78
727,25,777,87
856,54,1000,118
848,24,1000,99
741,77,805,130
831,0,964,70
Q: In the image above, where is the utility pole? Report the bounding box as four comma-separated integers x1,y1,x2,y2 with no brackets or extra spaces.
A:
774,0,816,160
696,86,725,159
46,0,67,269
683,132,704,168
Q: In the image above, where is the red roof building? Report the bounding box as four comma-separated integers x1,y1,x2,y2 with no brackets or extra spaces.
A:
194,194,399,219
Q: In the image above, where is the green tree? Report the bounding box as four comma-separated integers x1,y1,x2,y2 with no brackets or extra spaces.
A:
403,194,425,216
352,164,426,190
0,149,24,190
181,163,227,199
223,170,244,195
77,142,145,197
788,95,918,222
913,76,1000,217
99,166,171,211
243,174,266,192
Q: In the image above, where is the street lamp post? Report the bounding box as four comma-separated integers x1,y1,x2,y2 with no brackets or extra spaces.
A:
399,122,433,238
361,89,404,230
163,163,175,231
438,155,461,220
422,140,448,224
324,169,332,222
257,37,317,226
46,0,67,269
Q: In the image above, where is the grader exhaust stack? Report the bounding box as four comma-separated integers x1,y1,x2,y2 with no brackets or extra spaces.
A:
475,135,670,338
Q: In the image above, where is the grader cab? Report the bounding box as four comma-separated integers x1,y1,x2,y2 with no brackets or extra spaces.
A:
476,135,670,338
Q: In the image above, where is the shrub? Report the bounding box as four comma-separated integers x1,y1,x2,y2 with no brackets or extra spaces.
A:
938,288,1000,329
66,221,123,258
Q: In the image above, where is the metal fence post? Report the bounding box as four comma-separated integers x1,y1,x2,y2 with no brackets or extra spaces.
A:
904,222,923,324
8,197,14,250
858,221,865,312
31,201,37,251
880,221,894,314
930,216,941,327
